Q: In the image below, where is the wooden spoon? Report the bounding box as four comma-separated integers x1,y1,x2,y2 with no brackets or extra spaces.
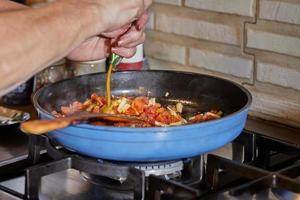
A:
20,111,145,135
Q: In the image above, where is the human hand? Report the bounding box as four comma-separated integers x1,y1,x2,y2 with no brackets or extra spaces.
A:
67,12,149,61
92,0,152,33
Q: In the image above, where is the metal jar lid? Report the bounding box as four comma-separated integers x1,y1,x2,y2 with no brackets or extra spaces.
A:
69,58,107,76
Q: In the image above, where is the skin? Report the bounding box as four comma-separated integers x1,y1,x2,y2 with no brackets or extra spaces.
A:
0,0,27,11
0,0,152,96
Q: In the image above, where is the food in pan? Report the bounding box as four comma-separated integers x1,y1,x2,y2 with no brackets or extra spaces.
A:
53,93,222,127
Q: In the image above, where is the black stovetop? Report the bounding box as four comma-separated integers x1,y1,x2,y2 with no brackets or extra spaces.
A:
0,117,299,200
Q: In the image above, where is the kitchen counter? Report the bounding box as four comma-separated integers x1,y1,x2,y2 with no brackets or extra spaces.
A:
245,116,300,146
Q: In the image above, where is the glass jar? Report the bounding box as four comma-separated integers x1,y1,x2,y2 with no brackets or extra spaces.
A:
69,59,107,77
1,78,34,106
34,59,70,91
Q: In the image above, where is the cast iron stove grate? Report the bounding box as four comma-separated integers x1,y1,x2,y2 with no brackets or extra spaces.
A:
0,134,202,200
148,132,300,200
0,129,299,200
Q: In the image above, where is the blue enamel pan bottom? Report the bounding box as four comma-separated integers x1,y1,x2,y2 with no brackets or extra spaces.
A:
41,108,249,161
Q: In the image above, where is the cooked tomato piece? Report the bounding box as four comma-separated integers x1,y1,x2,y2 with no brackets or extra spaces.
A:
155,110,171,124
72,101,84,110
131,96,148,114
124,107,139,116
92,106,101,113
144,105,159,115
61,101,83,115
189,114,205,123
156,107,165,114
203,112,221,121
90,93,99,102
90,93,104,107
57,94,221,127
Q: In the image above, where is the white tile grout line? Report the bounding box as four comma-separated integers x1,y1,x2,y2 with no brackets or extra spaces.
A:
242,0,259,86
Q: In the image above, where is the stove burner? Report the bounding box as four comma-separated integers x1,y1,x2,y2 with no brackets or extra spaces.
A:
81,160,183,194
94,159,184,178
134,160,183,177
81,160,183,191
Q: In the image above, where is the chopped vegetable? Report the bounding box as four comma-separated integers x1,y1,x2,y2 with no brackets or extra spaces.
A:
167,106,178,117
148,98,156,106
56,93,222,127
176,102,183,113
117,97,128,113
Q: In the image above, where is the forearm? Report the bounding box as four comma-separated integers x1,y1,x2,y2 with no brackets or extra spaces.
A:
0,1,102,96
0,0,27,11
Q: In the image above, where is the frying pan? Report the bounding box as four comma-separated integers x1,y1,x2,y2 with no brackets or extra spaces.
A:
33,70,251,161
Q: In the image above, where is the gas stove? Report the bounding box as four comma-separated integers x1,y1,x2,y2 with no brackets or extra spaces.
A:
0,118,299,200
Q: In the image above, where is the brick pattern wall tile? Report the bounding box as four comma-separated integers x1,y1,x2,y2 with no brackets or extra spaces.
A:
189,48,253,79
144,2,300,127
146,30,254,82
247,86,300,127
156,13,240,45
259,0,300,25
148,58,194,72
144,39,186,64
257,59,300,90
185,0,256,17
148,58,248,84
246,21,300,57
153,4,244,45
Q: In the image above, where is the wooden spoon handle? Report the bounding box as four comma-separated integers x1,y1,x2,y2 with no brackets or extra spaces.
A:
20,111,147,135
20,118,74,135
